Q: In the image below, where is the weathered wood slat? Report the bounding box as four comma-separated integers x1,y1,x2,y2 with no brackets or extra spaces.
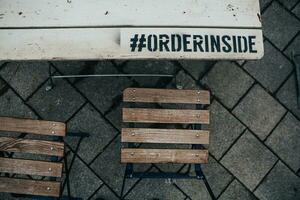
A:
0,158,63,177
0,137,64,156
0,177,60,197
121,128,209,144
0,117,66,136
123,108,209,124
123,88,210,104
0,0,261,28
121,148,208,163
0,28,264,61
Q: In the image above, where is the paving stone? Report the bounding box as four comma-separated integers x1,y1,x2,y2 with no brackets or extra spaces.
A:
236,60,246,66
113,60,127,66
293,3,300,18
284,33,300,60
278,0,299,9
62,150,103,199
75,62,132,113
90,185,119,200
105,103,123,131
219,179,257,200
0,62,50,100
179,60,214,80
177,156,233,198
90,136,139,196
266,113,300,172
207,100,246,160
27,76,85,122
276,73,300,118
221,130,277,191
52,61,88,75
254,161,300,200
0,89,36,118
202,61,254,109
260,0,272,10
0,78,8,95
262,1,300,50
125,170,186,200
243,41,293,92
233,84,286,140
52,61,102,84
175,180,212,200
174,70,199,90
123,60,176,87
65,103,119,164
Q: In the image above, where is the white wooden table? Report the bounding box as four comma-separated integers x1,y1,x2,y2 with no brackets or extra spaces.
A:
0,0,263,61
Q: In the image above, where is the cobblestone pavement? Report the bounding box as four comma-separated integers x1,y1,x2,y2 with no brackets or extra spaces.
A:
0,0,300,199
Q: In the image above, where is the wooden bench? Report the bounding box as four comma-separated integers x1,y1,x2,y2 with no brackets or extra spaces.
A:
0,117,66,197
0,0,263,60
121,88,210,165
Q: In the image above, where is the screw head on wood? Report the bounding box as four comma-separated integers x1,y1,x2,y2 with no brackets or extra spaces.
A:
51,131,55,134
131,132,135,136
47,187,51,191
195,154,199,157
52,123,56,126
196,134,199,137
48,168,52,171
50,147,54,151
130,152,134,156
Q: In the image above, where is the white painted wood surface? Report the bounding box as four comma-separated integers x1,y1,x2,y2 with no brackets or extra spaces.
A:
0,28,263,60
0,0,261,28
0,0,263,60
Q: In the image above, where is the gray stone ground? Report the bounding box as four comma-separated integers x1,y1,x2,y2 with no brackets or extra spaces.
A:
0,0,300,199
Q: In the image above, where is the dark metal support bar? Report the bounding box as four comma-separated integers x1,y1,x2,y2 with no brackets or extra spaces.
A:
46,64,174,91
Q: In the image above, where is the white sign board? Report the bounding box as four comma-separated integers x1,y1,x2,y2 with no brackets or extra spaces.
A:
0,0,263,60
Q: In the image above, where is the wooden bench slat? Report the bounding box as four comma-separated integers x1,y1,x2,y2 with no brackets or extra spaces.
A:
123,108,209,124
0,0,261,28
0,137,64,157
123,88,210,104
0,158,63,177
0,177,60,197
121,148,208,164
121,128,209,144
0,117,66,136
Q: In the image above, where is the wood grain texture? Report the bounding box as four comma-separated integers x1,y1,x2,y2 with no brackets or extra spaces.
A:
122,128,209,144
0,0,261,28
0,158,63,177
0,28,264,61
123,108,209,124
0,137,64,156
0,117,66,136
123,88,210,104
121,148,208,163
0,177,60,197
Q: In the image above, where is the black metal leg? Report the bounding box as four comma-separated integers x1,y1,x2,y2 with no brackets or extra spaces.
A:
46,64,54,91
